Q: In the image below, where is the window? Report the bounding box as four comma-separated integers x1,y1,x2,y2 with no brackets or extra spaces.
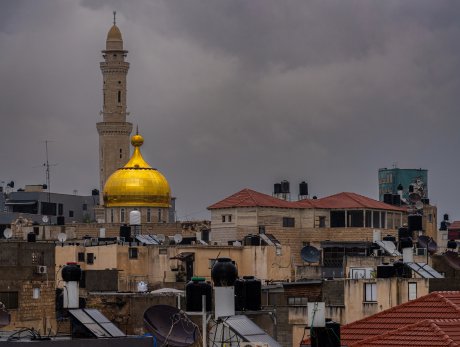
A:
158,209,162,222
0,292,18,309
222,214,232,223
319,216,326,228
129,247,138,259
365,210,372,227
330,211,346,228
228,215,232,223
119,148,122,159
31,251,43,265
110,209,114,223
347,210,364,227
372,211,381,228
69,210,74,218
408,282,417,300
78,252,85,262
41,202,57,216
118,90,121,103
87,253,94,265
147,208,151,223
288,297,308,305
82,204,87,211
120,208,125,223
364,283,377,302
222,215,226,223
282,217,295,228
58,203,63,216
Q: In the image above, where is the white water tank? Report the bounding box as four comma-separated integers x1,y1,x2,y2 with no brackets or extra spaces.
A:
137,281,148,293
130,211,141,225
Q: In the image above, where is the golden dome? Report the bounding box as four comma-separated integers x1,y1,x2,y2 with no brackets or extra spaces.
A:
107,24,122,41
103,133,171,208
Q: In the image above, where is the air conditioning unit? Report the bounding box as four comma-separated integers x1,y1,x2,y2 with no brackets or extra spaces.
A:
36,265,47,274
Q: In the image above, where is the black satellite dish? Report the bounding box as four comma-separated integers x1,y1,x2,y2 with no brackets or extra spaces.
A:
144,305,197,347
417,236,437,255
0,307,10,328
444,251,460,270
301,246,320,263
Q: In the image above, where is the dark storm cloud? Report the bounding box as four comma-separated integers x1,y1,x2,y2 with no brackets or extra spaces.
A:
2,0,460,220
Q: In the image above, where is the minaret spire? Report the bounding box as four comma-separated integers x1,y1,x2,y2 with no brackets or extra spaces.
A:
113,11,116,25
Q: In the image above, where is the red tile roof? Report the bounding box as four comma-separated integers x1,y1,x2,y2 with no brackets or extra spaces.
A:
352,319,460,346
449,221,460,231
341,291,460,346
208,188,405,212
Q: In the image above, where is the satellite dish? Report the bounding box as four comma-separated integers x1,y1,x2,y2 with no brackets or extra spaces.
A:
57,232,67,243
301,245,320,263
444,251,460,270
408,192,421,203
417,235,430,248
157,234,166,243
42,215,49,223
144,305,197,347
415,201,424,210
173,234,183,244
3,228,12,239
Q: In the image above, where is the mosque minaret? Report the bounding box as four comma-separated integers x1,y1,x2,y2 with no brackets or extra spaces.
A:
96,13,133,203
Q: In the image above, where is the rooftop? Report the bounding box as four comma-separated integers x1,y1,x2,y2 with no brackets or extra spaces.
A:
208,188,405,211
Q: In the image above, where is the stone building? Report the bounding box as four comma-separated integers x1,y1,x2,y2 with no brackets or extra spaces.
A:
208,188,409,264
0,242,56,332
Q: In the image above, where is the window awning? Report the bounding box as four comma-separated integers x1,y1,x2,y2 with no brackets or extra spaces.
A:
5,200,37,206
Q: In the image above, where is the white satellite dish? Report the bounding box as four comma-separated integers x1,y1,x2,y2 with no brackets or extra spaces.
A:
57,232,67,243
415,201,424,210
157,234,166,242
173,234,183,244
3,228,12,239
42,216,49,224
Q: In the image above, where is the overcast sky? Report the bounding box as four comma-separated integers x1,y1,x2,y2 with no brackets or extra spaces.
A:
1,0,460,222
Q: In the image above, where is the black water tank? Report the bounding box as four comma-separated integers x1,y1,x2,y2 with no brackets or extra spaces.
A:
447,240,458,249
274,183,281,195
62,262,82,282
377,264,395,278
251,235,260,246
119,224,131,241
211,258,238,287
234,278,245,311
440,221,449,231
234,276,262,311
400,237,413,249
382,235,396,242
408,215,422,232
398,227,412,240
280,180,290,194
185,277,212,312
444,214,450,221
27,232,36,242
244,234,252,246
393,260,405,277
383,193,393,204
243,276,261,310
91,189,99,196
299,181,309,196
57,216,65,225
392,194,401,206
421,198,430,205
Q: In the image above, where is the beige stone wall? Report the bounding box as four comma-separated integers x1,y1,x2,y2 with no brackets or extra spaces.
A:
55,244,292,291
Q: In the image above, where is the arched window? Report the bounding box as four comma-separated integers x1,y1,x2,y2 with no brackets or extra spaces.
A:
118,91,121,103
147,208,151,223
120,208,125,223
119,148,122,159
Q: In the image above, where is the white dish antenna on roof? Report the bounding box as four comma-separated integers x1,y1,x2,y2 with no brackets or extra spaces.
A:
3,228,12,239
173,234,183,244
42,216,49,224
57,232,67,243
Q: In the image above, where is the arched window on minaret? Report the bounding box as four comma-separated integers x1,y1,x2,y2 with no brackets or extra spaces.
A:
119,148,122,159
118,90,121,103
